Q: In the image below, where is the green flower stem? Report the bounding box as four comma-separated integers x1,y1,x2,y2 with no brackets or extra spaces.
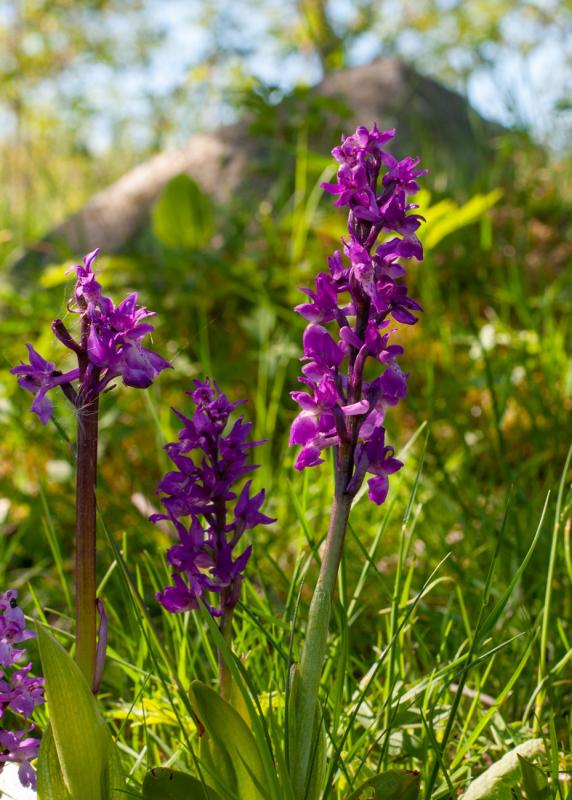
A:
219,600,234,700
293,472,353,797
75,391,99,690
293,299,369,797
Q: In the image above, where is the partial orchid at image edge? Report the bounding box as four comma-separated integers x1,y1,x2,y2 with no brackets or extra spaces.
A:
0,591,45,791
290,123,426,505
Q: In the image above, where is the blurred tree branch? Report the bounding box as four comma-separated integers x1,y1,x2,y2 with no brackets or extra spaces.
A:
297,0,344,70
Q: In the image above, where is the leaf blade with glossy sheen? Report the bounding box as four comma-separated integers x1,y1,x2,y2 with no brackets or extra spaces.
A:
142,767,223,800
36,625,123,800
37,726,72,800
347,769,421,800
189,680,267,800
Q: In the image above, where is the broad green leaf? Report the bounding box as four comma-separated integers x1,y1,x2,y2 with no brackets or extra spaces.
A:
38,725,123,800
347,769,421,799
305,713,327,800
286,664,300,772
197,595,285,799
37,726,72,800
142,767,223,800
228,673,251,726
190,680,267,799
463,739,545,800
103,742,126,800
36,625,124,800
290,664,327,800
151,173,214,249
518,755,550,799
199,734,238,799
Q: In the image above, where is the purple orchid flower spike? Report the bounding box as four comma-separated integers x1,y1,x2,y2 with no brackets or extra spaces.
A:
0,729,41,790
289,124,427,795
0,590,37,669
12,248,171,424
152,378,274,696
11,249,171,692
290,124,426,503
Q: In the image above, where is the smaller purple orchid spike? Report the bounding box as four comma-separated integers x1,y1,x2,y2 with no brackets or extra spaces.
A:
0,730,41,789
153,379,274,619
11,248,171,423
0,591,44,791
0,590,37,668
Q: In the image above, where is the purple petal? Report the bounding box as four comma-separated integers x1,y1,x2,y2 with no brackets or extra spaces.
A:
31,391,54,424
367,475,389,505
289,412,319,446
294,444,324,470
341,400,369,416
383,457,403,475
391,307,418,325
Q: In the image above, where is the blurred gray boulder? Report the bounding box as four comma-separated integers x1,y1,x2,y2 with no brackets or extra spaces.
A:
12,57,499,275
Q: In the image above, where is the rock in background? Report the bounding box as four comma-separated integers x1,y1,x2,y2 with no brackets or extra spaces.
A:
11,57,500,279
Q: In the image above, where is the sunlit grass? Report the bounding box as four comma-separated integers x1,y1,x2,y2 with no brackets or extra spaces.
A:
0,116,571,796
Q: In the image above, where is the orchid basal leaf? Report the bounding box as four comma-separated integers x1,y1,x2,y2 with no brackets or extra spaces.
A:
346,769,421,800
37,727,72,800
189,680,267,799
142,767,223,799
36,625,124,800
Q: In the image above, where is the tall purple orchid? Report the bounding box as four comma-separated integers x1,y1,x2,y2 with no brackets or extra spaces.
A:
290,124,425,501
152,378,274,696
11,249,171,689
0,590,45,791
289,125,426,795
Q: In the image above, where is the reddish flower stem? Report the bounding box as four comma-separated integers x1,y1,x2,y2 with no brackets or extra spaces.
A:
75,314,100,690
74,391,99,689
